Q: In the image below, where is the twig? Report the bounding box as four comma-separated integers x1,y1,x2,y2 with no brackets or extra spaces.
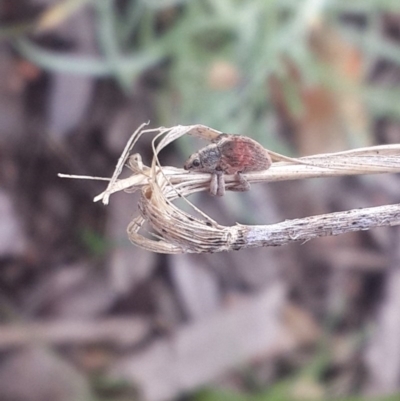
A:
243,203,400,248
0,318,150,349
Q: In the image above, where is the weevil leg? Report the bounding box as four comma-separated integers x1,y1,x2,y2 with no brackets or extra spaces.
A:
216,172,225,196
230,172,250,192
209,173,219,196
210,172,225,196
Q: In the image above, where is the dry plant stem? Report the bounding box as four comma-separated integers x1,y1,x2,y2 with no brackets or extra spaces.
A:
59,124,400,254
89,144,400,202
243,203,400,248
92,158,400,202
131,189,400,253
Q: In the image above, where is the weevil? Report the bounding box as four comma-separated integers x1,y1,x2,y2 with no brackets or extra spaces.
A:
184,134,273,196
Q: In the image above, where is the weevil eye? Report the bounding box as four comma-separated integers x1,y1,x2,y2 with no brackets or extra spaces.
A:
192,158,200,167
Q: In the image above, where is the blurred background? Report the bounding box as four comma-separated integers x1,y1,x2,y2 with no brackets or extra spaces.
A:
1,0,400,400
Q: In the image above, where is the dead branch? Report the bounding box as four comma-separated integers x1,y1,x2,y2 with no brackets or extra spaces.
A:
0,318,150,349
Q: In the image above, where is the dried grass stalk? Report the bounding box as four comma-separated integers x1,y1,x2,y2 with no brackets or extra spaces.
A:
59,124,400,254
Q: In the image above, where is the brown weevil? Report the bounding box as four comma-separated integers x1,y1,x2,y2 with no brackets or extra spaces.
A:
184,134,272,196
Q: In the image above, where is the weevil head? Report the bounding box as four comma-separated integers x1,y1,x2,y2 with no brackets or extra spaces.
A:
184,151,203,171
184,144,221,173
